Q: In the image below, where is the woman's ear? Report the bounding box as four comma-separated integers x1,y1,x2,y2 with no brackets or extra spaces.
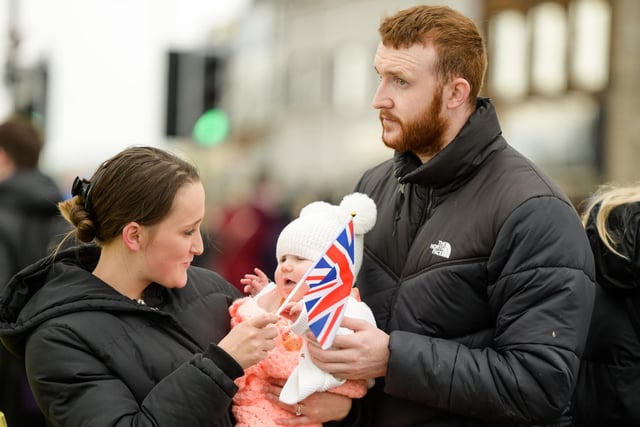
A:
446,77,471,109
122,222,143,251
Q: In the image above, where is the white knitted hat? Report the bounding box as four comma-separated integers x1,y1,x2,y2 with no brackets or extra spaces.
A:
276,192,377,276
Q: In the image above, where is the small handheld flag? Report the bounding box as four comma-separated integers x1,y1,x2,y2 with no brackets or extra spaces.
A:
295,217,356,349
275,193,376,348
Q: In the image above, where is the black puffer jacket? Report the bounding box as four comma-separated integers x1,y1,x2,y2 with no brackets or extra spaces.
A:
571,202,640,426
0,245,243,427
353,98,596,426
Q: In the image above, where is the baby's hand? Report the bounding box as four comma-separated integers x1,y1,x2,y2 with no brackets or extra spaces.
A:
240,268,269,296
280,301,303,323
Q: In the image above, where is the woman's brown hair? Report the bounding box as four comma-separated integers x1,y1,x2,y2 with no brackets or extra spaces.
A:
58,146,200,244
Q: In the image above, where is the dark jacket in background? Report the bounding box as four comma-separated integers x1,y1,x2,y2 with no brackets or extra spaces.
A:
0,169,67,427
0,245,243,427
0,169,67,285
353,98,596,426
571,202,640,426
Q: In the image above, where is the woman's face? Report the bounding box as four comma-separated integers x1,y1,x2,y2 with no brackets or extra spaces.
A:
141,181,205,289
274,254,313,300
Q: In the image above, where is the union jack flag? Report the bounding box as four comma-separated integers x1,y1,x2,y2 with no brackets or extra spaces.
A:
302,217,355,349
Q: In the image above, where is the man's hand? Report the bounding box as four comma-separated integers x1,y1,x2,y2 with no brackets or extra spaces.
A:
307,316,390,380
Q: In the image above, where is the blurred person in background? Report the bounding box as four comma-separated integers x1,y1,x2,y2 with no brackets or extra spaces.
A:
305,5,595,426
571,184,640,426
204,172,286,293
0,113,67,427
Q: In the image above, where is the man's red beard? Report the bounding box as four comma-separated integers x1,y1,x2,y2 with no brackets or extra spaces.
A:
380,87,448,158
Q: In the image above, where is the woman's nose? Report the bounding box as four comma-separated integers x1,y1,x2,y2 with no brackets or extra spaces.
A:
192,233,204,255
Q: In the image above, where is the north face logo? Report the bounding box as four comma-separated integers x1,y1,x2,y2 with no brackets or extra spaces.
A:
430,240,451,258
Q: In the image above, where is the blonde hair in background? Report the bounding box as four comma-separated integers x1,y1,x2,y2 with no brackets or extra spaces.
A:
581,184,640,260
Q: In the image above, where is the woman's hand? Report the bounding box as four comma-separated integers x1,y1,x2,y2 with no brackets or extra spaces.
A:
218,312,278,368
240,267,270,296
264,378,352,425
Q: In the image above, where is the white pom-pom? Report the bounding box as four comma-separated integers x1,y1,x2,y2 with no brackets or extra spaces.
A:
340,193,377,235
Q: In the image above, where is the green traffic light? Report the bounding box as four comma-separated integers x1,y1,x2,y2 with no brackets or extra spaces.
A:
192,108,229,147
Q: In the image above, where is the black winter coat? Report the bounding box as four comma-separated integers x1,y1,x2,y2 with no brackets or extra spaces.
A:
0,169,67,286
571,201,640,426
0,245,243,427
0,168,68,427
571,288,640,426
353,98,596,426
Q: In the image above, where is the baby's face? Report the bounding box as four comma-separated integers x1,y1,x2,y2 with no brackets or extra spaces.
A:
274,254,313,299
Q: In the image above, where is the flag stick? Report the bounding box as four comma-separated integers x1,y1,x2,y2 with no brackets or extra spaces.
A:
275,264,313,315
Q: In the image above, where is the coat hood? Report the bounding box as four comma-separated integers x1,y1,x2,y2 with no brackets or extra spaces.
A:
0,169,62,216
0,245,166,357
586,201,640,294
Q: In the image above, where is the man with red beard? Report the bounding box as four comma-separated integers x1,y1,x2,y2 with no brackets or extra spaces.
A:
301,5,596,427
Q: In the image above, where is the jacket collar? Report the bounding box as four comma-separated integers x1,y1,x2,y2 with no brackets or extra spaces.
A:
394,98,505,190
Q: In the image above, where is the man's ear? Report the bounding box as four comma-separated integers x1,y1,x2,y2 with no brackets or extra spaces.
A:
122,222,143,251
446,77,471,109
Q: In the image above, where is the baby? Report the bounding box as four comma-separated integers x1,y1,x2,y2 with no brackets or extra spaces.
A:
229,192,377,427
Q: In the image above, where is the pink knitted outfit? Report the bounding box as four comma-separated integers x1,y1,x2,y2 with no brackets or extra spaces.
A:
230,296,368,427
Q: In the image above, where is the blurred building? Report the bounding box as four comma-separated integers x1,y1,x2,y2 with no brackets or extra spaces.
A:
215,0,481,206
210,0,638,208
1,0,639,208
